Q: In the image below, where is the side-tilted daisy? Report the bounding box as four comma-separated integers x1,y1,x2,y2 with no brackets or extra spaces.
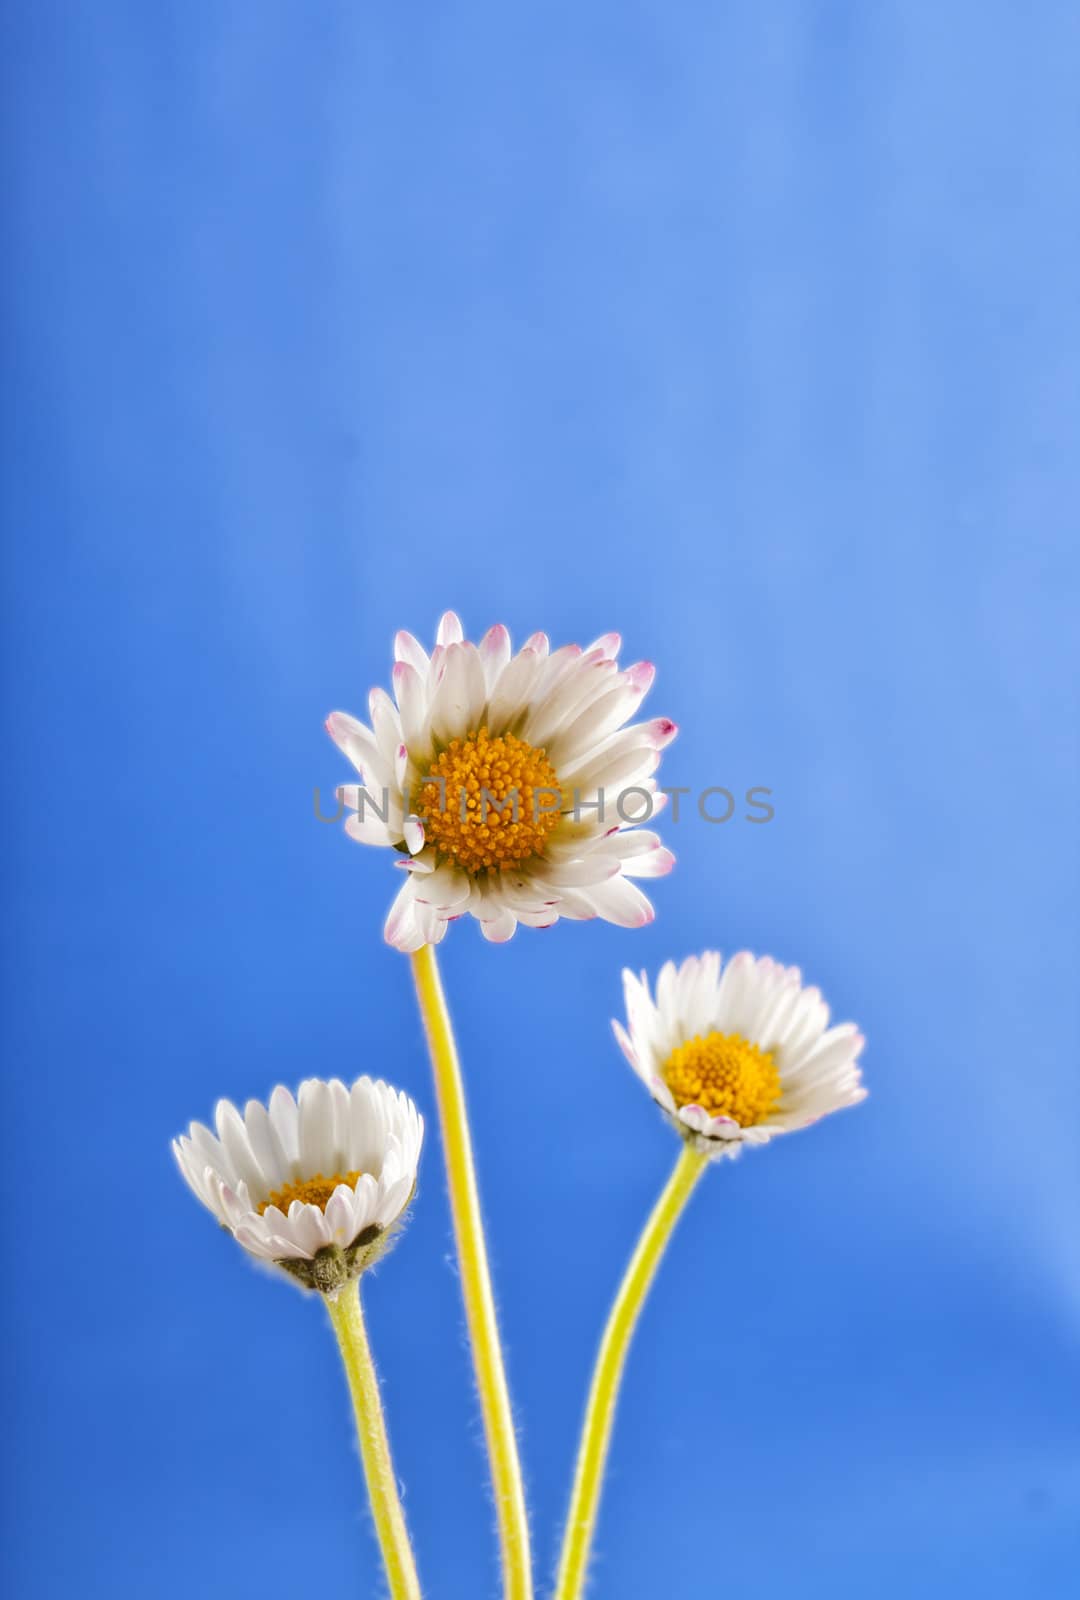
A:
554,952,866,1600
173,1075,423,1296
174,1076,425,1600
615,950,867,1157
326,611,676,952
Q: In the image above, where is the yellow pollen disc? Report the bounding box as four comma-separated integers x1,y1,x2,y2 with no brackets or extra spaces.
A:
257,1171,364,1215
662,1031,781,1126
418,726,563,874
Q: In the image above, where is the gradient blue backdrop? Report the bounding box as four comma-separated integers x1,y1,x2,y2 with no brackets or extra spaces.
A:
3,3,1079,1596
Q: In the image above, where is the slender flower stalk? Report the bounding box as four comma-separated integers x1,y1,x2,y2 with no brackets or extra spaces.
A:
326,1280,422,1600
410,943,533,1600
554,1144,708,1600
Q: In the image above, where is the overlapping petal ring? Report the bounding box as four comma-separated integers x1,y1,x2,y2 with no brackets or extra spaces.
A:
327,613,676,950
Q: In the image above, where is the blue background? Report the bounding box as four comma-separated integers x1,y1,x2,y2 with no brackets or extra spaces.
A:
4,3,1079,1596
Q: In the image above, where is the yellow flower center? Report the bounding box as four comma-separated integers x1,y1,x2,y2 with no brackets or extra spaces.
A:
418,726,563,874
258,1171,364,1215
662,1031,781,1126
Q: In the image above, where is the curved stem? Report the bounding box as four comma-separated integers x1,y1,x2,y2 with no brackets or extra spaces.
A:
326,1279,422,1600
554,1142,708,1600
410,943,533,1600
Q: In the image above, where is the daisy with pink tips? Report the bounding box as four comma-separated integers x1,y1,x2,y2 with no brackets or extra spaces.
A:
326,611,677,951
615,950,867,1158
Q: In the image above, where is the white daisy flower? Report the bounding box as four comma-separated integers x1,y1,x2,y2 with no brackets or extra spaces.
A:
326,612,677,951
173,1077,424,1294
615,951,866,1158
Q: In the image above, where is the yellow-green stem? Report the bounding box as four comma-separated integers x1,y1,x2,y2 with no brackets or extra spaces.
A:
554,1142,708,1600
410,943,533,1600
326,1279,422,1600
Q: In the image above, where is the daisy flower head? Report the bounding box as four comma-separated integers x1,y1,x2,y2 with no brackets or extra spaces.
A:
173,1077,424,1295
615,952,866,1159
327,613,677,951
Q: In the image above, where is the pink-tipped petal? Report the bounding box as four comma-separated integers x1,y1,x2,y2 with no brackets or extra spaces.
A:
436,610,464,646
325,710,362,751
626,845,675,878
586,631,622,661
611,1018,638,1068
480,906,518,943
479,622,512,687
625,661,656,694
394,629,430,672
646,717,678,748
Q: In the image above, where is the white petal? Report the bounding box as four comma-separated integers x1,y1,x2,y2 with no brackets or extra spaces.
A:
392,661,432,761
548,681,647,764
523,658,618,748
412,862,472,912
479,905,518,942
287,1202,332,1256
173,1142,221,1216
243,1099,290,1193
436,610,464,646
650,1075,677,1114
611,1018,640,1071
777,987,830,1063
713,951,753,1031
596,829,675,877
577,876,655,928
344,810,402,848
324,1183,360,1245
584,631,621,660
486,645,548,733
394,629,430,673
782,1025,865,1094
384,876,427,953
478,623,512,690
233,1221,282,1261
325,712,394,786
298,1080,336,1177
532,856,622,889
214,1100,266,1195
368,688,403,772
348,1079,389,1175
268,1085,301,1171
427,642,486,745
